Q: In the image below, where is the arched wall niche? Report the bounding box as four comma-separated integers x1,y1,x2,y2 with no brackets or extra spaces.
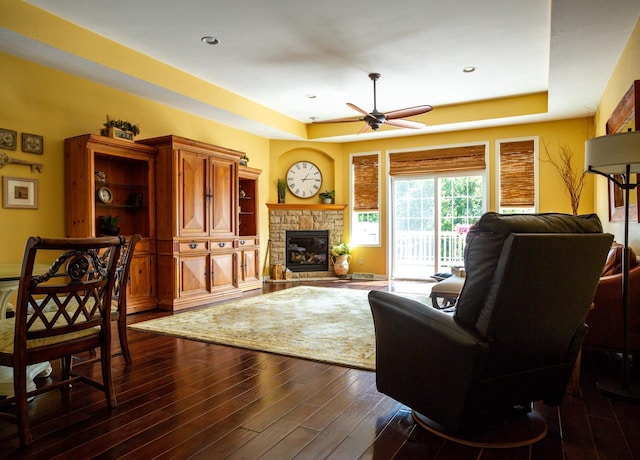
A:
277,147,337,202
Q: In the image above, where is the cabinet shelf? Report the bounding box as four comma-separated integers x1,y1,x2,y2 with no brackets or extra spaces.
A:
95,181,145,190
96,203,148,210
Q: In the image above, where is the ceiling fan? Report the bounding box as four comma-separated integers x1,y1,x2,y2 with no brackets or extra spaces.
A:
312,73,433,134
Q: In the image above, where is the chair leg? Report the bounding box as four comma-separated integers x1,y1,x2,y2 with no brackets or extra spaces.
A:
61,355,72,381
117,315,132,364
14,365,32,447
101,341,117,409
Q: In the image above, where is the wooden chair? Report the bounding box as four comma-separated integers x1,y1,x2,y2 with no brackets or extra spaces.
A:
0,236,125,447
111,234,141,363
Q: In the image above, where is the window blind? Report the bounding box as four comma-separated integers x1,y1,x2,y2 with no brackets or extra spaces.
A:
352,154,379,212
388,144,486,176
499,139,535,208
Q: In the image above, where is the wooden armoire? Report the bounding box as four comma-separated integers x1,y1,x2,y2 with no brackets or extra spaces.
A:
139,135,249,311
65,133,261,313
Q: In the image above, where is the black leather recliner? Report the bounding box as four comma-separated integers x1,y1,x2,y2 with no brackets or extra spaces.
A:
368,212,613,444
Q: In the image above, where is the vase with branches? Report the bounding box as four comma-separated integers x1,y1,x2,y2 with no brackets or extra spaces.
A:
541,139,586,215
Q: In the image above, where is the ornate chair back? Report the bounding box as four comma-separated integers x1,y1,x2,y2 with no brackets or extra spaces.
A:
0,236,125,447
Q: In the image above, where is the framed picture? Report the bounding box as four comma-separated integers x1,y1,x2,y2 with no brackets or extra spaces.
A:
3,176,38,209
21,133,43,154
0,128,17,151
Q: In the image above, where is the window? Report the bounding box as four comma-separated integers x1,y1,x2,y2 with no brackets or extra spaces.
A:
439,176,484,232
351,153,380,245
497,138,538,214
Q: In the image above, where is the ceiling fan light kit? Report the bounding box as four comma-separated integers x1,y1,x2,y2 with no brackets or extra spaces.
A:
313,72,432,134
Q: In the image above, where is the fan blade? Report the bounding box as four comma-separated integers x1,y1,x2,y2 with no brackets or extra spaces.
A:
312,116,363,124
357,123,372,134
385,105,433,119
384,118,425,129
347,103,371,117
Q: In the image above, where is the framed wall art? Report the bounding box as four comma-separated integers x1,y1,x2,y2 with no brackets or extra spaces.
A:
0,128,17,151
3,176,38,209
22,133,44,154
606,80,639,222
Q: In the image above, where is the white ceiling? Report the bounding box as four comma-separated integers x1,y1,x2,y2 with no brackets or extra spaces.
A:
6,0,640,141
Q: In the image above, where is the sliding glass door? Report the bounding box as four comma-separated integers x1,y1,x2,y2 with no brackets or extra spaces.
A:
391,174,485,279
391,177,436,279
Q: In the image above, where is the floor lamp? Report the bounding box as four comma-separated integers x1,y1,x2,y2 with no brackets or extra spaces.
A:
585,129,640,401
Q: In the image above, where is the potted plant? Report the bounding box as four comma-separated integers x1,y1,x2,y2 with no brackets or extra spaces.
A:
98,215,121,236
319,190,335,204
101,115,140,141
239,154,249,166
277,178,287,203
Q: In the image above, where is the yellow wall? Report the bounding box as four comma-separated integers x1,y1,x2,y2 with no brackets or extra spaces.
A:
592,18,640,248
0,52,270,263
0,51,597,278
273,118,594,276
1,0,305,141
269,141,346,204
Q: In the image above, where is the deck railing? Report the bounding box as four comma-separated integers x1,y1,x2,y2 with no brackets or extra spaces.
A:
394,231,466,274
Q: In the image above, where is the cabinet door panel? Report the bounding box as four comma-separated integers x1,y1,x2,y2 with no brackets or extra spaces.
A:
242,249,259,283
210,159,235,236
179,255,209,297
211,252,235,290
179,152,208,236
127,254,156,312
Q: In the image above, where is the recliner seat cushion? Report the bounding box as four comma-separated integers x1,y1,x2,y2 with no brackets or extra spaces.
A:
454,212,603,331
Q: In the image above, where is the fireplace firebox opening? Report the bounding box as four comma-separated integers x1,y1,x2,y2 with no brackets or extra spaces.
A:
286,230,329,272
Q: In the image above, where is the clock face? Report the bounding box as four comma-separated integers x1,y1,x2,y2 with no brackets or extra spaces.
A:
287,161,322,198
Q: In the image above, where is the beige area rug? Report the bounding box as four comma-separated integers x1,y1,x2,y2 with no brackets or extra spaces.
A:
129,286,431,371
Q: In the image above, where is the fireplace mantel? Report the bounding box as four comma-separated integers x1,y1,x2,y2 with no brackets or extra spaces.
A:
266,203,347,211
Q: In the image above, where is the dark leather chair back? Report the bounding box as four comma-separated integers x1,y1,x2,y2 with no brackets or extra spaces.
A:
455,212,604,333
369,212,613,435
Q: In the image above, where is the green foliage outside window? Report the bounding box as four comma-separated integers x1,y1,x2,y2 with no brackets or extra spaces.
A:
357,212,379,223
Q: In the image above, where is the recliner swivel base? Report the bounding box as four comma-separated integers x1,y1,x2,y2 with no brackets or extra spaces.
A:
411,409,547,448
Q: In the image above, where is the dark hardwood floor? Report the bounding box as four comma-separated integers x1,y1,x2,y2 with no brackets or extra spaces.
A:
1,279,639,459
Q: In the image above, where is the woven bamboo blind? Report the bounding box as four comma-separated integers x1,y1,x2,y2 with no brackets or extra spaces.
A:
499,139,535,208
352,154,379,212
388,144,486,176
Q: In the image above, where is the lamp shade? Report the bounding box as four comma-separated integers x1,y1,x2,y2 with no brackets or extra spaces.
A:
585,130,640,174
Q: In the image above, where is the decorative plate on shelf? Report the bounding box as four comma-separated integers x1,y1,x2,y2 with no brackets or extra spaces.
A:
96,186,113,204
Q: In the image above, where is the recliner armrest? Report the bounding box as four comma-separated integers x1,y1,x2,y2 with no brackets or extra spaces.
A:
368,291,489,431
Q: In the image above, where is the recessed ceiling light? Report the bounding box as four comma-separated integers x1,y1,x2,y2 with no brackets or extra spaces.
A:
463,66,476,73
201,36,220,45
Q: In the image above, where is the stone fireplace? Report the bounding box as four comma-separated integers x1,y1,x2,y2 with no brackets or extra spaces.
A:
267,203,347,278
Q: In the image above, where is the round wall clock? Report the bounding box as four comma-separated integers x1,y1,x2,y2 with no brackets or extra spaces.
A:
286,161,322,198
96,186,113,204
